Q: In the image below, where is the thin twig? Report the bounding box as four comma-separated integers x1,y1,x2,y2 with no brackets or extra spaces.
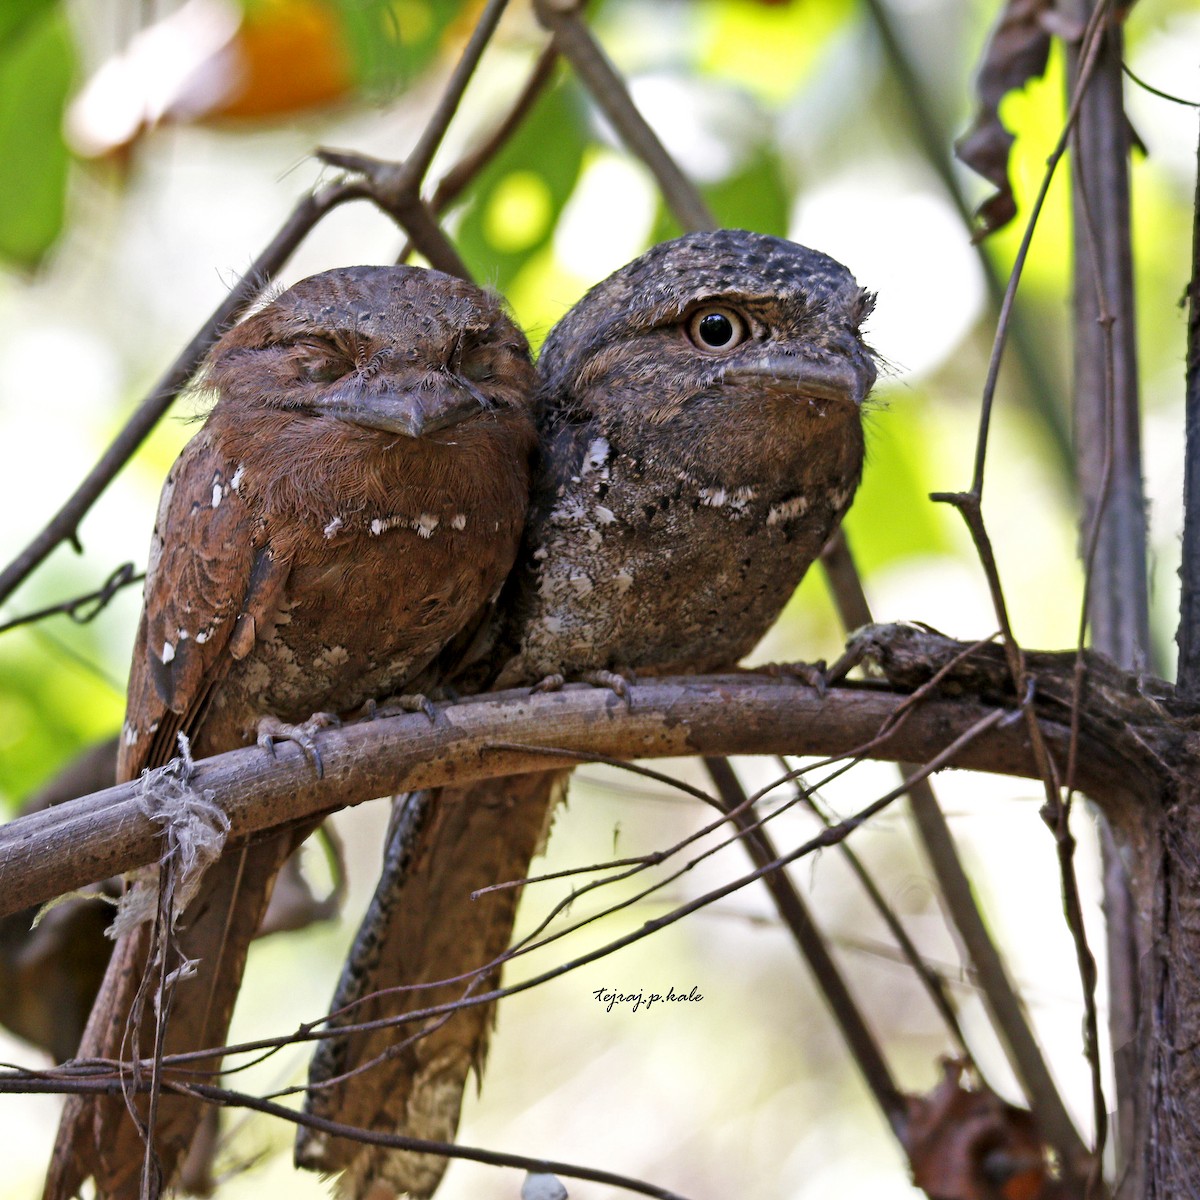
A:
861,0,1074,477
703,757,907,1135
929,14,1119,1185
821,529,1083,1163
531,0,715,232
0,1074,690,1200
426,44,560,211
965,0,1112,500
53,667,1043,1079
780,758,973,1059
396,43,561,263
27,706,1010,1095
1121,62,1200,107
401,0,513,190
318,0,516,279
0,182,362,610
0,563,143,637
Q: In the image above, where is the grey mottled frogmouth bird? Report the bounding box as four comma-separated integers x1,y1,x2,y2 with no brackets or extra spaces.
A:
296,230,877,1197
45,265,537,1200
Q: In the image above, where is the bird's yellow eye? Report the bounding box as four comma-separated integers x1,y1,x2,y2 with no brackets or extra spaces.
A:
686,306,748,353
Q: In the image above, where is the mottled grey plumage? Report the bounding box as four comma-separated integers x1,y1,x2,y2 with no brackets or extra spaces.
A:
299,230,876,1198
498,229,873,683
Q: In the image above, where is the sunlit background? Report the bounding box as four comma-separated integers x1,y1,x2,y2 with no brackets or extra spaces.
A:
1,0,1198,1196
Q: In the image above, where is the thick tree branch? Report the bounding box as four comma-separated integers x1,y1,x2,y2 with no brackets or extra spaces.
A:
0,632,1176,923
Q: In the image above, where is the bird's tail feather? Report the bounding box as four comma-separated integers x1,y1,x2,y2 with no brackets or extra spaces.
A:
297,770,566,1200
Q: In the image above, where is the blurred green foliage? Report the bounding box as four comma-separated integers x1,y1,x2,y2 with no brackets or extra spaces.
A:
321,0,469,96
0,2,73,269
457,77,589,293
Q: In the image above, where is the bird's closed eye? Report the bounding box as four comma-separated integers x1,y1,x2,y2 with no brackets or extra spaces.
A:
459,353,495,384
685,305,748,354
293,339,349,384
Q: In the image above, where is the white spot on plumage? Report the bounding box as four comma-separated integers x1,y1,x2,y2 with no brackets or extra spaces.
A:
767,495,809,526
230,463,246,491
196,628,212,644
543,616,564,633
211,482,223,508
123,722,138,746
414,514,439,538
582,436,610,475
451,513,467,530
324,516,344,539
551,496,589,524
369,516,407,536
315,645,351,670
700,487,727,508
569,573,593,596
594,505,616,525
161,641,175,664
615,569,634,594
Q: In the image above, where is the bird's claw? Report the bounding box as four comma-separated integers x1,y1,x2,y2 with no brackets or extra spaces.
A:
531,669,635,707
359,693,438,724
760,660,828,696
395,693,438,723
581,668,636,707
256,713,340,779
531,673,565,695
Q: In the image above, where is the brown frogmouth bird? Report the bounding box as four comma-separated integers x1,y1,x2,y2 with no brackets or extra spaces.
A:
45,265,537,1200
297,230,876,1197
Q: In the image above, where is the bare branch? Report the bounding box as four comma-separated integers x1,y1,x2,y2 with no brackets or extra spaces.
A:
0,1074,690,1200
0,649,1173,923
0,181,361,609
822,532,1090,1170
532,0,715,232
703,757,907,1134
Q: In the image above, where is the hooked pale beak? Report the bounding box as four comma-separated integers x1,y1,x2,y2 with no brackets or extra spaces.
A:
724,354,874,407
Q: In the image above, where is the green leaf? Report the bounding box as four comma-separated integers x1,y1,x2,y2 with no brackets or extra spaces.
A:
327,0,470,97
455,77,589,295
0,0,57,50
0,8,74,269
842,390,953,572
704,146,789,236
647,131,789,242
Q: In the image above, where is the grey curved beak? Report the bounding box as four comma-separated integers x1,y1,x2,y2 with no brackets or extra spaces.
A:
724,355,874,407
321,380,492,438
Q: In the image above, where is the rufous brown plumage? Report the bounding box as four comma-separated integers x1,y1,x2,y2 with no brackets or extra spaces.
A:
45,264,537,1200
